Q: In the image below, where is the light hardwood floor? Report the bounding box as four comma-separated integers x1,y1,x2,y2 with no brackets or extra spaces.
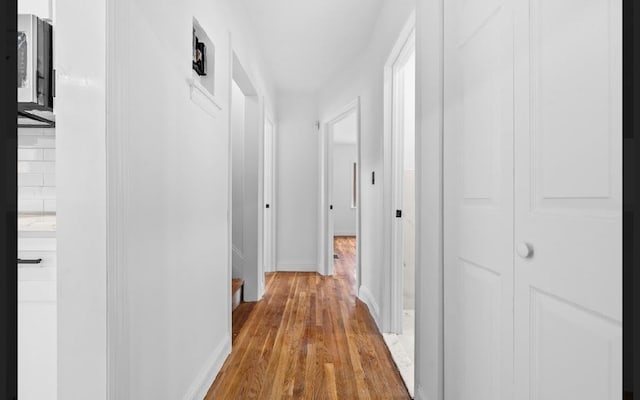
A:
205,236,410,399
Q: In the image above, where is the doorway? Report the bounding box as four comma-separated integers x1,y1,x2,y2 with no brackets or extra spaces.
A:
16,2,57,399
230,52,265,303
321,98,361,289
1,0,18,399
263,114,276,273
383,15,416,398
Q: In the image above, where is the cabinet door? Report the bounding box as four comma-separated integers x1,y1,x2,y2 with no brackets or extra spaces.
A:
443,0,514,398
514,0,622,398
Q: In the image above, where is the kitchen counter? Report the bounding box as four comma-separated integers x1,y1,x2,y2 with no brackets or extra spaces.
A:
18,213,56,238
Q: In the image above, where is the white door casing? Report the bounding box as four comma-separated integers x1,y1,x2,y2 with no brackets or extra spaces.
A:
391,30,416,334
327,120,335,275
263,115,276,273
383,12,416,334
321,99,361,280
444,0,514,398
513,0,622,398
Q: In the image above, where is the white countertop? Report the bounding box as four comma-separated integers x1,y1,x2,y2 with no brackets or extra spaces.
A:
18,214,56,238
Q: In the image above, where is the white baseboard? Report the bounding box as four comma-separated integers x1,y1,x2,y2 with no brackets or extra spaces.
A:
276,264,318,272
358,285,381,330
181,334,231,400
333,232,356,237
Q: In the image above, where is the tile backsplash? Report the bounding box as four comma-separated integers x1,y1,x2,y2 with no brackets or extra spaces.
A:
18,127,56,215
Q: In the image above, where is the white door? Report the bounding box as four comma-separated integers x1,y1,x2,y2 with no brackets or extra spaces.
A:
263,117,275,272
513,0,622,398
445,0,622,398
391,31,416,334
327,124,335,275
443,0,514,398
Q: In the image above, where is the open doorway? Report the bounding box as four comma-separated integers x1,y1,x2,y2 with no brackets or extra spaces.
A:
263,114,276,273
230,52,265,307
383,17,416,398
16,2,57,399
321,99,361,291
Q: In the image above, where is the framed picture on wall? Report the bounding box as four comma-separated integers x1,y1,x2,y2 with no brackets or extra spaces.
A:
192,28,207,76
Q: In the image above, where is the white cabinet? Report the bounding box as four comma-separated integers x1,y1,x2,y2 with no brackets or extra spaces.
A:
18,235,57,400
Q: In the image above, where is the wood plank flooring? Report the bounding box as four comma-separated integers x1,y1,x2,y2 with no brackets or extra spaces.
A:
206,236,410,399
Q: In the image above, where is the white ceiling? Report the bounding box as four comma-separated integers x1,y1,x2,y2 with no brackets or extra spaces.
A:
240,0,385,93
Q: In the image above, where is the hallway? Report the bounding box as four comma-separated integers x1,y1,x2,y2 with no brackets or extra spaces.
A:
206,237,410,399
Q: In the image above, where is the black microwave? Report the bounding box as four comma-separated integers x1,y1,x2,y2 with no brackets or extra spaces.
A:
18,14,53,126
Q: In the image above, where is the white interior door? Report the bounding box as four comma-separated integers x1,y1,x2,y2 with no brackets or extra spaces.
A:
513,0,622,398
391,31,415,333
327,125,335,275
263,117,275,272
443,0,514,398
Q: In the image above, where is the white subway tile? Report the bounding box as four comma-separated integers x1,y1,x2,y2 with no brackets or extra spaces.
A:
18,127,55,136
18,135,55,149
18,148,43,161
44,200,56,213
18,173,44,187
42,187,56,199
20,187,55,200
19,199,44,213
18,161,55,174
19,187,42,199
43,149,56,161
43,173,56,187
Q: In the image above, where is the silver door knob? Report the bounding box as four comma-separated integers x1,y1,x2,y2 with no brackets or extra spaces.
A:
517,242,534,259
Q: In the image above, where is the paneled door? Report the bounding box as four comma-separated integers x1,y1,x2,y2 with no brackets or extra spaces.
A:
443,0,515,398
513,0,622,398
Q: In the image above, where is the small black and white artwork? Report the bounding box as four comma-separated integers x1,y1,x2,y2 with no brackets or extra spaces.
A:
192,28,206,76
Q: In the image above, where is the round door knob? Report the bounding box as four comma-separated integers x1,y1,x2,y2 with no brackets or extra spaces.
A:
517,242,534,259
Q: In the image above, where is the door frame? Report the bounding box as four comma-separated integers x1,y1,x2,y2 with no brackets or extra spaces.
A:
319,97,361,287
413,0,445,398
229,49,265,303
1,0,18,397
263,111,277,273
383,14,416,334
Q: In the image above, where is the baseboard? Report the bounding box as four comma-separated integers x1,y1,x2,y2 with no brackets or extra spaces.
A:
358,285,382,329
181,334,231,400
333,232,356,237
276,264,318,272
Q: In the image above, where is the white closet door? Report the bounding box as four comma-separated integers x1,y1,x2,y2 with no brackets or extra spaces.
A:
514,0,622,398
443,0,514,398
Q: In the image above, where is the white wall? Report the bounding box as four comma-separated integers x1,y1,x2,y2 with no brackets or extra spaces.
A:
276,93,319,271
332,143,357,236
318,0,416,327
110,1,276,398
57,0,277,399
